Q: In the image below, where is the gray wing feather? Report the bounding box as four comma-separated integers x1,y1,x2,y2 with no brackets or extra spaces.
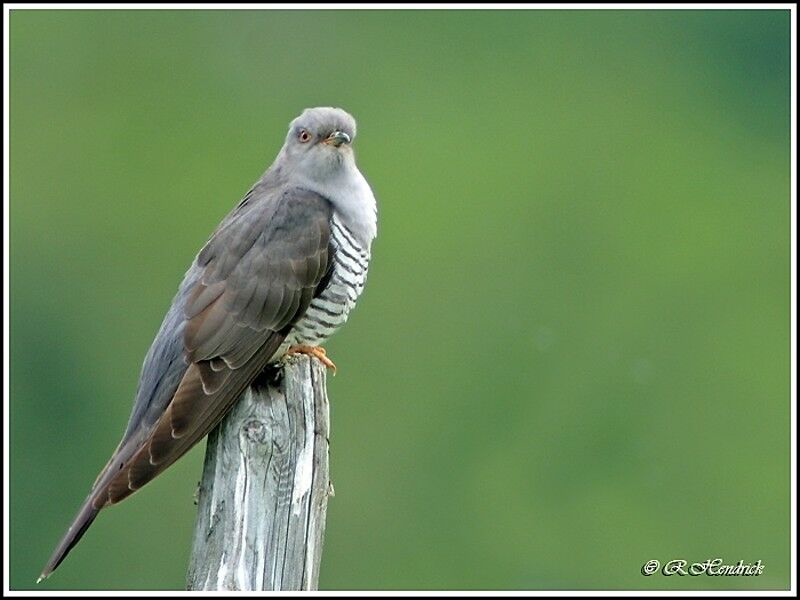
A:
121,269,197,441
101,184,333,499
43,184,335,578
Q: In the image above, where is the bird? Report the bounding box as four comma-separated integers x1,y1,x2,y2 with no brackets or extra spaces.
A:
40,106,378,581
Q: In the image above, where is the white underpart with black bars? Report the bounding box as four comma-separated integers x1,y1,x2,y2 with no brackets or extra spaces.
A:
287,213,370,346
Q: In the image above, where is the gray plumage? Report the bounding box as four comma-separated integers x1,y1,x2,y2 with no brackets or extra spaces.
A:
41,107,377,580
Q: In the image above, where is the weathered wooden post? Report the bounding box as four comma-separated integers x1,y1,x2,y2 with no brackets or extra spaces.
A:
186,355,331,591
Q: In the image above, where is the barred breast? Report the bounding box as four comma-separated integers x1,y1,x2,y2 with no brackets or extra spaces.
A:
287,213,371,346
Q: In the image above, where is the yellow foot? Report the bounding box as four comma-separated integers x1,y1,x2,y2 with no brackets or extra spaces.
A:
286,345,337,374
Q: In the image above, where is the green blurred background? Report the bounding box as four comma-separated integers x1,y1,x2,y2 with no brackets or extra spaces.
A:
10,9,791,591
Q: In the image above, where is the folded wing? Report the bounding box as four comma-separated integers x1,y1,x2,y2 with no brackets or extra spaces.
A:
42,186,333,578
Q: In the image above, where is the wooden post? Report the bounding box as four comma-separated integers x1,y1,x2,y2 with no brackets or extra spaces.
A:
186,355,331,591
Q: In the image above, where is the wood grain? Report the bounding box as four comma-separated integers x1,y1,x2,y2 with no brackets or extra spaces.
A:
186,355,331,591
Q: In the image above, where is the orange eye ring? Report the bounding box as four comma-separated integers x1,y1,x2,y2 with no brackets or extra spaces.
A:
298,129,311,143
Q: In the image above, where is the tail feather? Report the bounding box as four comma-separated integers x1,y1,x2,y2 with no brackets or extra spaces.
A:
39,499,100,581
39,447,128,581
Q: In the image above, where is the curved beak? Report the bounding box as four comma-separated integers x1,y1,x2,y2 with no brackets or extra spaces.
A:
324,131,351,147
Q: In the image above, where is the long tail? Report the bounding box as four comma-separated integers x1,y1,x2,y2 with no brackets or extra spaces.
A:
38,497,100,582
38,446,127,581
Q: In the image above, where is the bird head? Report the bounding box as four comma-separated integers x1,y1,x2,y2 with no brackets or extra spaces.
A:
281,107,358,177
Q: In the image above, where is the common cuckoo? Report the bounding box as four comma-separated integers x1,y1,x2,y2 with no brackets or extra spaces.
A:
40,107,378,580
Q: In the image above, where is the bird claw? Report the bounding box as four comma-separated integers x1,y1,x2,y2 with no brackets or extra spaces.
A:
286,345,337,374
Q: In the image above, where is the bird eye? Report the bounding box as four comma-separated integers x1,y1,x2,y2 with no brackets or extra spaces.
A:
298,129,311,143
